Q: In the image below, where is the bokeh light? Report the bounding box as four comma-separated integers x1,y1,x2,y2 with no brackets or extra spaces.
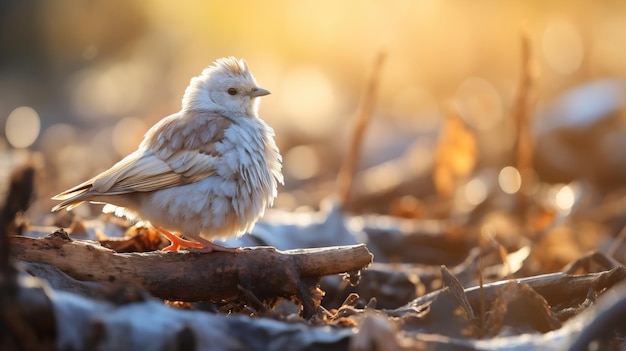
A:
555,185,575,214
71,69,123,119
284,145,321,180
5,106,41,149
498,166,522,195
71,62,151,120
464,177,488,206
542,19,584,75
39,124,78,152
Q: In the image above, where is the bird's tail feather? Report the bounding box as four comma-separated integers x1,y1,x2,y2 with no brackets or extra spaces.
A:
51,200,85,212
51,181,93,212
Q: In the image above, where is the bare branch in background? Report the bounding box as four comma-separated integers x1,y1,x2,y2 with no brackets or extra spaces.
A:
336,50,386,208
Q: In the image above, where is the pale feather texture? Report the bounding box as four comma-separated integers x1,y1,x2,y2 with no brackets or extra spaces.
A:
52,57,283,240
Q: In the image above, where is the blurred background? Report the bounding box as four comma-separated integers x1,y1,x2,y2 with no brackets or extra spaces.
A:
1,0,626,225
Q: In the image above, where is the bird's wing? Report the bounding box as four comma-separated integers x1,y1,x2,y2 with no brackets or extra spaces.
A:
52,111,233,210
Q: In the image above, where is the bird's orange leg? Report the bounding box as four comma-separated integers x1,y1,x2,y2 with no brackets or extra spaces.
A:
157,228,240,253
157,228,204,252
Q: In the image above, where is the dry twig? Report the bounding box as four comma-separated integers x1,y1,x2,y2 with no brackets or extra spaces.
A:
512,27,539,212
405,266,626,313
336,50,386,208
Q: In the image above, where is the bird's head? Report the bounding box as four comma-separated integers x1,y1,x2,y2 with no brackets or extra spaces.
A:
182,57,270,117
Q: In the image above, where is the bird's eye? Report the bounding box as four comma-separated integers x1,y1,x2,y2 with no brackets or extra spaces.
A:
227,88,237,95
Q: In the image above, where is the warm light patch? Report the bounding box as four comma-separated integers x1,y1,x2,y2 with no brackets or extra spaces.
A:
555,185,575,213
433,110,478,197
277,66,337,136
71,63,147,119
5,106,41,149
283,145,320,180
542,19,584,75
465,177,488,206
390,86,440,132
498,166,521,194
112,117,148,156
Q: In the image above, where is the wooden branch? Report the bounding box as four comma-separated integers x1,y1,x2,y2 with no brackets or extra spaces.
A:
335,50,386,207
400,266,626,315
10,230,373,317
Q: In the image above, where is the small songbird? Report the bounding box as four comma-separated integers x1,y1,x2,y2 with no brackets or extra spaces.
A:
52,57,283,252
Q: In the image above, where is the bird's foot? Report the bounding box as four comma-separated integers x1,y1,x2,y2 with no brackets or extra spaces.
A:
157,228,241,253
157,228,205,252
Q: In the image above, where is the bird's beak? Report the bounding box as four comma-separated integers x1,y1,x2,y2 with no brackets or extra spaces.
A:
250,87,271,98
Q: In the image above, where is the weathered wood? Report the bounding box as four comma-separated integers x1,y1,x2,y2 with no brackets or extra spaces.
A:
400,266,626,314
10,231,373,317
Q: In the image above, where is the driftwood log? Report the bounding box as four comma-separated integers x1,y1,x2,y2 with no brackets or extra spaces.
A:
10,230,373,317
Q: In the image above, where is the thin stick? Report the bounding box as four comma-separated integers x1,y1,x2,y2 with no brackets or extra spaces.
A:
512,27,539,211
335,50,386,208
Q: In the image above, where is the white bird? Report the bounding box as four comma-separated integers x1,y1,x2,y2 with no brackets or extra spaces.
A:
52,57,283,252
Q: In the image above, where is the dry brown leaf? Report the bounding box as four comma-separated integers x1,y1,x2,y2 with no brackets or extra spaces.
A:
99,225,164,252
533,222,606,272
484,281,561,337
531,207,557,234
433,106,478,198
388,195,426,219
